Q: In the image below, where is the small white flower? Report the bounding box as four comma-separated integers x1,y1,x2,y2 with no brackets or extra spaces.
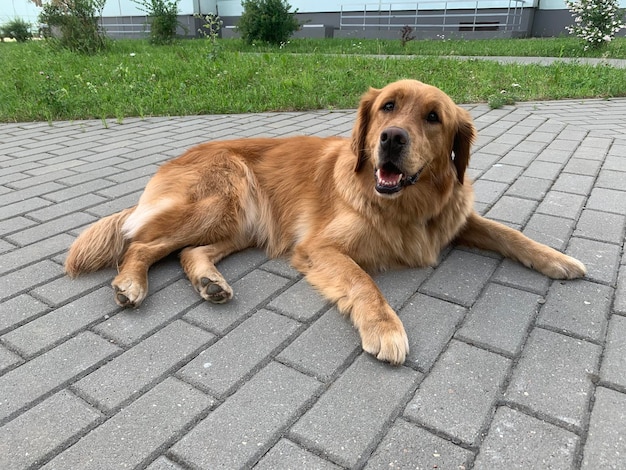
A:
129,53,136,57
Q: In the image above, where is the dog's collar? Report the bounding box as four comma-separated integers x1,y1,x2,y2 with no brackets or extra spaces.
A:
402,167,423,187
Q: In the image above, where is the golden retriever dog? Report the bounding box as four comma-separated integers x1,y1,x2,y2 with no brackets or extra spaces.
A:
65,79,586,365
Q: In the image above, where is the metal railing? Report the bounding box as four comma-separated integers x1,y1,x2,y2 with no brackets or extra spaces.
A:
340,0,526,32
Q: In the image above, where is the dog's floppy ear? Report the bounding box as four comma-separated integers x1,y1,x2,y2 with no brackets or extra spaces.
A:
452,106,476,184
351,87,380,172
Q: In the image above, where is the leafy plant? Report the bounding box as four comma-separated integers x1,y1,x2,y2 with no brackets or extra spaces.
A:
132,0,181,44
400,25,415,48
566,0,625,50
195,12,223,61
38,0,107,54
1,18,33,42
237,0,300,46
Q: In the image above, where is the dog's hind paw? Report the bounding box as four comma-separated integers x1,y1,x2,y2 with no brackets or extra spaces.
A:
198,277,233,304
112,275,147,308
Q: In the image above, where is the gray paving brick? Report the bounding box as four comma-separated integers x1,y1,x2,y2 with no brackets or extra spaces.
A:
75,320,212,411
171,362,321,469
93,279,200,347
399,293,465,370
86,192,142,217
505,328,601,429
562,157,602,176
405,340,510,445
567,237,621,285
420,250,500,307
552,172,595,195
374,267,431,310
585,187,626,215
537,280,612,342
0,294,50,333
28,193,107,222
0,181,65,206
486,196,537,225
474,406,578,469
184,269,290,335
456,284,539,356
31,269,113,306
44,178,115,203
0,216,36,237
0,233,73,275
523,160,563,180
290,355,419,468
254,438,341,470
616,265,626,314
43,378,213,470
581,387,626,469
595,168,626,190
472,179,508,205
0,332,119,421
603,154,626,172
1,260,63,301
0,197,52,221
260,257,301,279
278,307,360,381
0,239,15,255
522,213,576,251
2,287,120,358
0,390,101,470
0,344,22,373
268,278,329,322
216,247,269,283
574,209,625,244
480,163,524,183
492,259,552,294
599,315,626,389
178,309,300,398
505,176,552,201
145,456,185,470
58,166,123,186
364,419,473,469
536,191,586,220
6,212,96,246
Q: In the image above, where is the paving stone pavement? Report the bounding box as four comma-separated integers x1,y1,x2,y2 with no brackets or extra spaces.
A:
1,98,625,469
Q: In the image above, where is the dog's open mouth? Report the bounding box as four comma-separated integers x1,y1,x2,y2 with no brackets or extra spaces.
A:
375,163,422,194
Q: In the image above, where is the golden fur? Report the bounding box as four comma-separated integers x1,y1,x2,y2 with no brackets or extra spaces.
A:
65,80,586,365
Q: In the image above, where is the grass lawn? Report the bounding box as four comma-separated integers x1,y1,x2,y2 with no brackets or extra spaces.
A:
2,37,626,122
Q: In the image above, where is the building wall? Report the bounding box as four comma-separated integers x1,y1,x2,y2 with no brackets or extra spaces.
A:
2,0,625,38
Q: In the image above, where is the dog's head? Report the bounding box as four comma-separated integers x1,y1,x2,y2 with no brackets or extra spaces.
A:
351,80,476,196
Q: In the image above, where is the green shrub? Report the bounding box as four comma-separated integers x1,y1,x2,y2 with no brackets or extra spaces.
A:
38,0,107,54
1,18,33,42
132,0,181,45
237,0,300,46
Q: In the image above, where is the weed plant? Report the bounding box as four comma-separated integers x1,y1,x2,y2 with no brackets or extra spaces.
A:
1,18,33,42
1,38,626,122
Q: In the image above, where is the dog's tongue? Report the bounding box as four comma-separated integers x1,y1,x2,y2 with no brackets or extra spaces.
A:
376,168,403,188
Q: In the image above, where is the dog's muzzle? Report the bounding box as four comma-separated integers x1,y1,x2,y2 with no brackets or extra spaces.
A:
375,127,422,194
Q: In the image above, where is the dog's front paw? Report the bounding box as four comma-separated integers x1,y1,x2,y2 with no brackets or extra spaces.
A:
359,310,409,366
537,252,587,280
112,275,147,308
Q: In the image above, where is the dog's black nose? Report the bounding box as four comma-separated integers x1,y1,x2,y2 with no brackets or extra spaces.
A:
380,127,409,157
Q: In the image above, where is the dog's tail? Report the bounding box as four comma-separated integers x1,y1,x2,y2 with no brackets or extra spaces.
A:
65,206,135,277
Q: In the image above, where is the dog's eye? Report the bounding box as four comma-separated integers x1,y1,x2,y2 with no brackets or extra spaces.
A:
426,111,440,123
382,102,395,112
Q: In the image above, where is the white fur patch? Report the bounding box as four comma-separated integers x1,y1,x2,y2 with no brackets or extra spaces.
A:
122,199,174,239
